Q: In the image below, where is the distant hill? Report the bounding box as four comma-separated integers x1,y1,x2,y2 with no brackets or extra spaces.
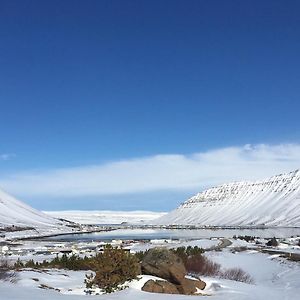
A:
0,188,65,229
153,169,300,227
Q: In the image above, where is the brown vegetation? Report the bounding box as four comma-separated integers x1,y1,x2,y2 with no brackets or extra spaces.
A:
0,259,18,283
85,244,140,293
222,267,253,284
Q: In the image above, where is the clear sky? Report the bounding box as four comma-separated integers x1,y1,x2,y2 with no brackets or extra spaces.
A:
0,1,300,211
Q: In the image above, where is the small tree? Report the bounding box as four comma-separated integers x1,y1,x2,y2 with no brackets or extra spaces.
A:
266,237,278,247
85,245,140,293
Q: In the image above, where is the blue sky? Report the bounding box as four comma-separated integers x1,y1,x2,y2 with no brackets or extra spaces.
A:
0,1,300,211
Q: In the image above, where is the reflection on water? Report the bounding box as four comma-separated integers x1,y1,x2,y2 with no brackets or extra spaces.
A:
44,227,300,242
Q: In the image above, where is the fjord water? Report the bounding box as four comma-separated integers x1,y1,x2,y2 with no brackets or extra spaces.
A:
44,228,300,242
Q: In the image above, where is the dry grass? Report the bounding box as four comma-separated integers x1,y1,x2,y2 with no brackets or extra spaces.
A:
221,267,253,284
0,259,18,283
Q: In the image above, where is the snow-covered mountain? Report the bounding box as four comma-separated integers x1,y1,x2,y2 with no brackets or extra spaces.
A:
45,210,167,225
0,188,65,229
153,169,300,227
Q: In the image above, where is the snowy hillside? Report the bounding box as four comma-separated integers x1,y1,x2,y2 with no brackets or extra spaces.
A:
154,169,300,227
0,188,64,228
45,210,167,225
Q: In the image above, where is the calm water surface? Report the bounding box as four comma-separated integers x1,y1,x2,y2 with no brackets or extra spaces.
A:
44,228,300,242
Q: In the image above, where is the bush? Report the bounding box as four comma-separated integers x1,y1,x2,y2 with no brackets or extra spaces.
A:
186,254,221,276
235,235,256,242
185,254,253,284
135,249,149,262
171,246,204,265
266,237,278,247
136,246,204,266
0,259,18,283
14,254,91,271
221,267,253,284
85,245,140,293
46,254,90,270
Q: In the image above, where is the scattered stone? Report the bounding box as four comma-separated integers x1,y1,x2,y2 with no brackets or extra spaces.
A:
38,284,60,292
31,278,39,282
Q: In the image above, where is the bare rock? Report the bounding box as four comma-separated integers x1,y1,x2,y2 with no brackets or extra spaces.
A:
142,280,180,294
178,278,206,295
141,248,186,284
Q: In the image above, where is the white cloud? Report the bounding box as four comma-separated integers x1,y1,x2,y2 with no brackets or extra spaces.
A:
0,144,300,198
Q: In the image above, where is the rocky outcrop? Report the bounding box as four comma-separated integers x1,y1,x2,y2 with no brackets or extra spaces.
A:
178,278,206,295
141,248,186,284
142,280,179,294
141,248,206,295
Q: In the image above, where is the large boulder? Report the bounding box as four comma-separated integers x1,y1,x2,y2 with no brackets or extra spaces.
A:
141,248,206,295
141,248,186,284
142,280,179,294
142,278,206,295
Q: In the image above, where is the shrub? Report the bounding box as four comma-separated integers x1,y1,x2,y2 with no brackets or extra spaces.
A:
14,254,91,271
135,249,150,262
236,235,256,242
185,254,253,284
14,258,24,269
186,254,221,276
171,246,204,265
136,246,204,266
85,245,140,293
46,254,90,270
266,237,278,247
0,259,18,283
221,267,253,284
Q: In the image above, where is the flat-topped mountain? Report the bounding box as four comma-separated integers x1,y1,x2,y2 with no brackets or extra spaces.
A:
153,169,300,227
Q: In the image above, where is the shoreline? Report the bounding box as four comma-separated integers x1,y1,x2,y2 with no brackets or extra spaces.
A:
15,224,300,241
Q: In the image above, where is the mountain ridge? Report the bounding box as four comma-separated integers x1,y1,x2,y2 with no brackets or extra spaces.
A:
0,188,64,228
153,169,300,227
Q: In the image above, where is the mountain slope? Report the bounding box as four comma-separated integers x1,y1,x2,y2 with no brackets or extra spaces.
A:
154,170,300,227
0,188,63,228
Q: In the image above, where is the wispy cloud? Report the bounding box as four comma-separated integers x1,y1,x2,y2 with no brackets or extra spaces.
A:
0,153,16,161
0,144,300,198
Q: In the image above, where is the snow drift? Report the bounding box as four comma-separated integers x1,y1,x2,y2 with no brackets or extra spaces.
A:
154,169,300,227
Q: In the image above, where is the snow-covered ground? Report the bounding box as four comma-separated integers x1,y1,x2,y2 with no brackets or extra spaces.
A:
1,253,299,300
1,237,300,300
45,210,166,225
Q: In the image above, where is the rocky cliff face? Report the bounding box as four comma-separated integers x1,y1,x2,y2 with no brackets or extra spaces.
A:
154,170,300,227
